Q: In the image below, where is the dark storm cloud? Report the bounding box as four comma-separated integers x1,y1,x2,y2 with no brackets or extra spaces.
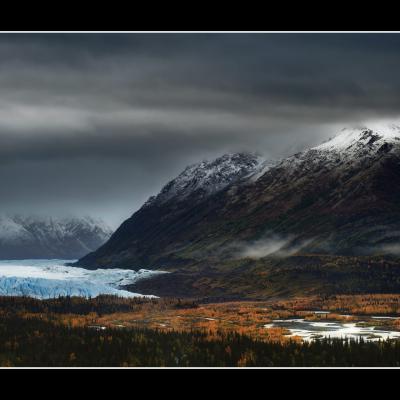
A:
1,33,400,227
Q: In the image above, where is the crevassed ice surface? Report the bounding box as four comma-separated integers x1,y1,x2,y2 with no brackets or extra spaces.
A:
0,259,167,299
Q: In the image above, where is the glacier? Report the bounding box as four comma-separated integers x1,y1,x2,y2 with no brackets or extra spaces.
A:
0,259,167,299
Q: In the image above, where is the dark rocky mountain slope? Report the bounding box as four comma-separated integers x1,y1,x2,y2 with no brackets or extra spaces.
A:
77,125,400,272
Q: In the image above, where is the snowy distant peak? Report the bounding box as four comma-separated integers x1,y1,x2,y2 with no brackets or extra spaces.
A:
0,215,31,242
1,214,113,241
0,214,113,259
313,124,400,152
147,152,265,205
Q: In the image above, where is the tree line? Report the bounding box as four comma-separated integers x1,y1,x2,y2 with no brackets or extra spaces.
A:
0,295,198,316
1,312,400,367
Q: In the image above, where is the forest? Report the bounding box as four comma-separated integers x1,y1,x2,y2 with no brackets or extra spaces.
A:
0,295,198,316
1,312,400,367
1,295,400,367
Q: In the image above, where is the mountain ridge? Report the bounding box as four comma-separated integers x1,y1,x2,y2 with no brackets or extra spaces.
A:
0,215,113,260
77,124,400,270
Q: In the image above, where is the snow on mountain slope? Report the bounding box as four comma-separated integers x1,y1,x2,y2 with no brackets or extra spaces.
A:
0,259,167,298
314,124,400,152
77,123,400,270
144,153,266,206
248,158,280,182
0,215,113,259
258,124,400,183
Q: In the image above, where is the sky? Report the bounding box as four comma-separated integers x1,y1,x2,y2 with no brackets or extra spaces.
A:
1,32,400,228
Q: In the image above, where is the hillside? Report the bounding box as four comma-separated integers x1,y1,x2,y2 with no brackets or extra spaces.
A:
77,124,400,270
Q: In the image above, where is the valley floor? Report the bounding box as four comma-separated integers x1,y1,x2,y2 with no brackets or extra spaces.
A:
1,294,400,367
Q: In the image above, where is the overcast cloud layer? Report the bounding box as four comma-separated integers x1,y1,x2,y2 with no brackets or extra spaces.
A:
1,33,400,227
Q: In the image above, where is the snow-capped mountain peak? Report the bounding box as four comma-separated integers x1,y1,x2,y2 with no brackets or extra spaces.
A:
0,214,113,259
313,124,400,152
145,152,265,205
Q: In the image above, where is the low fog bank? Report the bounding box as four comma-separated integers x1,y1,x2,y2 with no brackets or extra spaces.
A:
230,234,314,259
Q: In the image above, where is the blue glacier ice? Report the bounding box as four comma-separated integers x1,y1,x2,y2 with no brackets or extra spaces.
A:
0,259,167,299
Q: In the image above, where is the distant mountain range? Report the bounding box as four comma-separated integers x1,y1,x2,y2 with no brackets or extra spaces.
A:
77,124,400,271
0,215,112,259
